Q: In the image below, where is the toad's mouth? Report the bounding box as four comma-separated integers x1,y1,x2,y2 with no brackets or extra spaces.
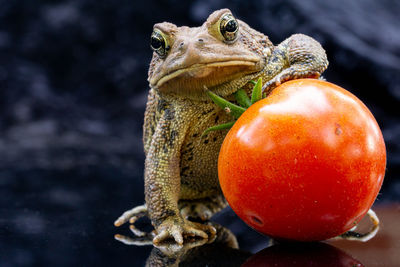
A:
150,60,262,94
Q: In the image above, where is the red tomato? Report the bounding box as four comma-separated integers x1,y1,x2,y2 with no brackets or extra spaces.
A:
218,79,386,241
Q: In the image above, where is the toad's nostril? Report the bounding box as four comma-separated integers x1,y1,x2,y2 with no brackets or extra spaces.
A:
198,38,204,42
179,42,185,48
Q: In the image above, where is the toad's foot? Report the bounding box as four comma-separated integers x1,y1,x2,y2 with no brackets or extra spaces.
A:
262,34,327,94
262,69,321,95
337,209,380,242
179,195,228,221
115,232,208,252
115,233,154,246
153,216,216,245
114,204,147,228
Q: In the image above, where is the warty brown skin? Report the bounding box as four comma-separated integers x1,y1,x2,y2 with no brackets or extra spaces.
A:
114,8,328,245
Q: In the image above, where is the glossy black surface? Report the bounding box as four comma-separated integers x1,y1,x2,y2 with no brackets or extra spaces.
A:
0,168,265,266
1,0,400,266
2,168,400,266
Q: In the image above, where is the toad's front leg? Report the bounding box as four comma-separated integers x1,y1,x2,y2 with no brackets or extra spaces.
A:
263,33,328,93
144,108,216,245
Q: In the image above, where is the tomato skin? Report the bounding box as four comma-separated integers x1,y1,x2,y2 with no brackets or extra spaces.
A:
218,79,386,241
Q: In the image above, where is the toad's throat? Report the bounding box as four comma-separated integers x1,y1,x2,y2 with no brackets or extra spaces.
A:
152,60,261,92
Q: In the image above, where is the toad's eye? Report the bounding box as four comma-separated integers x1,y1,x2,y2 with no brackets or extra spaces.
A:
150,30,169,58
219,13,239,42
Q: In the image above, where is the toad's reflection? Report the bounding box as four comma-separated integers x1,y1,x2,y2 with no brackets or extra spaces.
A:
242,242,364,267
115,223,251,266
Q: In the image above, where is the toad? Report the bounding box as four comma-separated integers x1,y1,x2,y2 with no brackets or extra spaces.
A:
115,8,328,245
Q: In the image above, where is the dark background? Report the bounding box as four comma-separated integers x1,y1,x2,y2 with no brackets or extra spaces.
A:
1,0,399,266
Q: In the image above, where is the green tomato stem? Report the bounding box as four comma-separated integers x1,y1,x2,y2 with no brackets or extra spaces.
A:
205,89,246,119
204,79,265,135
251,77,263,104
202,121,235,136
234,89,251,108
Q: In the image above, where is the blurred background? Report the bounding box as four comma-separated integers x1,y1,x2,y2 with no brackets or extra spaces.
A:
1,0,399,266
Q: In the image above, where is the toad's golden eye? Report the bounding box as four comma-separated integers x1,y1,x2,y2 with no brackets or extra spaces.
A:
150,30,169,58
219,13,239,42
